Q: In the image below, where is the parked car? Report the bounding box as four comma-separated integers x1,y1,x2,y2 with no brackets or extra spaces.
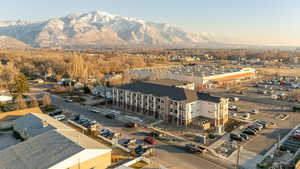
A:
105,114,116,119
78,119,89,125
144,136,157,144
107,132,121,139
53,114,65,121
230,97,240,102
230,133,243,142
294,130,300,135
102,131,113,137
184,144,202,154
151,131,163,138
250,109,259,114
125,122,138,128
99,128,110,135
255,121,267,128
65,98,73,102
48,109,63,116
90,109,101,113
229,105,239,111
134,145,149,156
240,133,249,140
292,134,300,141
247,124,262,131
123,139,136,147
242,129,256,135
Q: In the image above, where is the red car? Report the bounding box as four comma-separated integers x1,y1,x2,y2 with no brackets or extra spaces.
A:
292,134,300,141
125,122,138,128
144,136,157,144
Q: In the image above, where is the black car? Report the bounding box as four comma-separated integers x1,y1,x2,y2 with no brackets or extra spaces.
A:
135,145,148,156
105,114,116,119
102,131,112,137
240,133,249,140
48,109,63,116
230,133,244,142
78,119,89,125
242,129,256,135
184,144,202,154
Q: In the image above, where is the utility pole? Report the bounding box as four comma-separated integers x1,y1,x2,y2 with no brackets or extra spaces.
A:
236,145,241,169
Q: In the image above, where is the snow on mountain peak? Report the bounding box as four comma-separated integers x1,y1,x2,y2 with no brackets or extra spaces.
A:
0,10,216,48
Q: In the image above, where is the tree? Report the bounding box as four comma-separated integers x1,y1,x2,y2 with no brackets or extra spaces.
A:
10,73,29,97
42,94,51,107
29,95,39,108
16,95,28,110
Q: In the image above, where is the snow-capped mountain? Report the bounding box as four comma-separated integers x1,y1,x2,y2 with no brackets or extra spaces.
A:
0,11,216,48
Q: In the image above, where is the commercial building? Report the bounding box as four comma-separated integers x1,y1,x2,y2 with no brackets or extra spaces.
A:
0,113,111,169
129,65,256,88
145,79,195,90
112,82,228,126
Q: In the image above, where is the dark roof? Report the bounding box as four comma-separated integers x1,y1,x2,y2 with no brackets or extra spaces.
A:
145,79,192,86
0,130,84,169
117,82,221,103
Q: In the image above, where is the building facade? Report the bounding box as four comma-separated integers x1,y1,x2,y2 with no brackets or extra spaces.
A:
112,82,228,126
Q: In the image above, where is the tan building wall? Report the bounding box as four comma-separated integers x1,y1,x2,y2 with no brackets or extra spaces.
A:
0,107,43,120
68,152,111,169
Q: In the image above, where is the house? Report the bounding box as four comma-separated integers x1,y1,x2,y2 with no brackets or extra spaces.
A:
112,82,228,126
0,113,111,169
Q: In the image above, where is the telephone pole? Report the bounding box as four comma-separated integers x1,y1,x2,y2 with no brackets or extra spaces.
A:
236,145,241,169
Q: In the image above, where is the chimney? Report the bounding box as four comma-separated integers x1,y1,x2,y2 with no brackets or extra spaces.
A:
42,121,48,128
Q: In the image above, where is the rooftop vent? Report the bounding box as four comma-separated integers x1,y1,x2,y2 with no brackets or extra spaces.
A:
42,120,48,128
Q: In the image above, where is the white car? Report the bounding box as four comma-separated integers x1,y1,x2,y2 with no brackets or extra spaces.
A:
229,105,238,111
90,109,101,113
294,130,300,135
53,114,65,121
251,109,259,114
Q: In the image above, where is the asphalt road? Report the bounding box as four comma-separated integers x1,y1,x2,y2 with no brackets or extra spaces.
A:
31,88,231,169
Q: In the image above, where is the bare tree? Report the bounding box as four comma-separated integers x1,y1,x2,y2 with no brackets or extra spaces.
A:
17,95,28,110
29,95,39,108
42,94,51,107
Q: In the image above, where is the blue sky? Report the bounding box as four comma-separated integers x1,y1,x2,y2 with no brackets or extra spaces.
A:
1,0,299,46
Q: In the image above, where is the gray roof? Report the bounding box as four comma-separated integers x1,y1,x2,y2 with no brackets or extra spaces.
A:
117,82,221,103
12,113,55,137
0,113,110,169
145,79,192,86
0,130,84,169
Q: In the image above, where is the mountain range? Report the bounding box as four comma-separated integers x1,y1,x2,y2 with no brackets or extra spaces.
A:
0,11,218,49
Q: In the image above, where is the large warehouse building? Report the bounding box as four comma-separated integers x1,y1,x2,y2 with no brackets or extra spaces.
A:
112,81,228,126
129,66,256,87
0,113,111,169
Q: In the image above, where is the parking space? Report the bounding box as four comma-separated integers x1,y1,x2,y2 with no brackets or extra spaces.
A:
243,112,300,155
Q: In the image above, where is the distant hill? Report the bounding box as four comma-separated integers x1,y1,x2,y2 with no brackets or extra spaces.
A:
0,35,30,49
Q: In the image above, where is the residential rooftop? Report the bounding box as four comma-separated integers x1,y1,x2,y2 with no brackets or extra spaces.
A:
117,82,222,103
